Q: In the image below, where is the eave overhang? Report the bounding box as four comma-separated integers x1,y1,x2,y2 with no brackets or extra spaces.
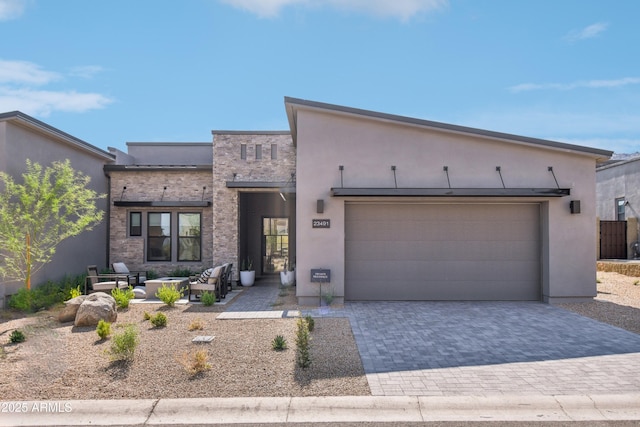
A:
113,201,211,207
331,188,570,197
226,181,296,192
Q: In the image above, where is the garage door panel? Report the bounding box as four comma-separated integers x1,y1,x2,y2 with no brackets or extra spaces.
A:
345,203,540,301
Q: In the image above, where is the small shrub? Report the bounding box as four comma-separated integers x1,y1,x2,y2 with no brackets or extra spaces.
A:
109,325,138,361
9,329,26,344
304,315,315,332
295,318,311,368
178,349,211,375
67,285,82,300
146,270,159,280
112,286,135,309
634,280,639,286
272,335,287,351
143,311,152,321
321,288,334,306
96,320,111,340
150,312,167,328
200,290,215,306
8,289,32,312
168,267,195,277
188,318,205,331
155,284,184,306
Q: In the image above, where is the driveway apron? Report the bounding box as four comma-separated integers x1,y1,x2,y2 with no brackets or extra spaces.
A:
340,301,640,396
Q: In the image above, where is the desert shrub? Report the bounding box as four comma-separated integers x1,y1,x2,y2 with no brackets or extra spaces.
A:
167,267,195,277
272,335,287,351
109,325,138,361
143,311,152,321
178,349,211,375
304,315,315,332
111,286,135,309
150,312,167,328
146,270,159,280
9,329,26,344
9,274,85,312
155,284,184,307
96,320,111,340
68,285,82,300
200,290,215,306
188,318,204,331
295,318,311,368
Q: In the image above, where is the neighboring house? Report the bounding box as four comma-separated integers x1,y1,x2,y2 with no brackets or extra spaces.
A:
0,111,114,307
595,157,640,259
1,98,614,307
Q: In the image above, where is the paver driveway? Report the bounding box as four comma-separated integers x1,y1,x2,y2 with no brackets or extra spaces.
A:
339,301,640,396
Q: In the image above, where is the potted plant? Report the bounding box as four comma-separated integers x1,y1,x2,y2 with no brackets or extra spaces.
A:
280,259,295,287
240,257,255,286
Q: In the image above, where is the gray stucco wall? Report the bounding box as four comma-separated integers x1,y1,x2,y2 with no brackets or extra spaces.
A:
596,159,640,222
0,117,112,305
291,107,601,304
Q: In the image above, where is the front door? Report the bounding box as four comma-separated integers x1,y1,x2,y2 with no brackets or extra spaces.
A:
262,217,289,274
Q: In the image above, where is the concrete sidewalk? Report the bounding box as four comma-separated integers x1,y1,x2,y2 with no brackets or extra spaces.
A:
2,394,640,426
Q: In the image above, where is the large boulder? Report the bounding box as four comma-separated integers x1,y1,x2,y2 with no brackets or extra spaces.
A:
74,292,117,327
58,295,89,323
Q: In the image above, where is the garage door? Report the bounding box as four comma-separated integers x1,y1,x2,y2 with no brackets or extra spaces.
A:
345,203,541,301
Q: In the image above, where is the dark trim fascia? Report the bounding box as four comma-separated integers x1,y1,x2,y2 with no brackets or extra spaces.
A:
331,188,570,197
212,130,291,136
113,201,212,207
104,165,212,172
226,181,296,191
284,97,613,159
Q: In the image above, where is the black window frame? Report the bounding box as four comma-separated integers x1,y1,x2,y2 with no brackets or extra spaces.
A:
177,212,202,262
129,211,142,236
147,212,171,262
616,198,626,221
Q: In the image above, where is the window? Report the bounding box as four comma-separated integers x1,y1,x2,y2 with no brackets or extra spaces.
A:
256,144,262,160
129,212,141,236
616,198,626,221
178,213,201,261
271,144,277,160
241,144,247,160
147,213,171,261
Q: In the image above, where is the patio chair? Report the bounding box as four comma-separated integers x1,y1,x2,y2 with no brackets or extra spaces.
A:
225,262,234,293
85,265,130,294
112,262,147,286
188,265,223,302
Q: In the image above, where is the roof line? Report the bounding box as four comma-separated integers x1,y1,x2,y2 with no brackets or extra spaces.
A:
0,110,114,160
211,130,290,135
284,97,613,159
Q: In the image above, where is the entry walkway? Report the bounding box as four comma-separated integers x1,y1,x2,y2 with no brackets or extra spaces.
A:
219,280,640,397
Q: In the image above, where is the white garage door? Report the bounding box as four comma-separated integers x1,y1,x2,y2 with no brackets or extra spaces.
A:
345,203,541,301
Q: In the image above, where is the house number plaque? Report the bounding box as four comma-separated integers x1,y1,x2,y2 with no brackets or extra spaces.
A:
312,219,330,228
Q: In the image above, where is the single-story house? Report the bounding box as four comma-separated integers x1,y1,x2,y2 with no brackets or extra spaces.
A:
1,98,613,306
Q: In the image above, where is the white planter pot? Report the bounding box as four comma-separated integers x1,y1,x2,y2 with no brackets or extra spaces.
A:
240,270,255,286
280,270,295,287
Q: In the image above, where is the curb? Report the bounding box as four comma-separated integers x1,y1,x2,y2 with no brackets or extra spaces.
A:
1,394,640,426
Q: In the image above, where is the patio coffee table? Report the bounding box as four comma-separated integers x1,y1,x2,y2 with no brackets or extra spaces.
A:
144,277,189,299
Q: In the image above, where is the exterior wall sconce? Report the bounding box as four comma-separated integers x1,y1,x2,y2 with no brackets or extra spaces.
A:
570,200,581,214
317,199,324,213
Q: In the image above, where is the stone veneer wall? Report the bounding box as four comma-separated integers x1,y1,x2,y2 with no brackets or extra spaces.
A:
597,261,640,277
109,169,213,275
212,133,295,280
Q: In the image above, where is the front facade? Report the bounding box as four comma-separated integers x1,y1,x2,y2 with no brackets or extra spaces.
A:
286,98,611,304
1,98,613,307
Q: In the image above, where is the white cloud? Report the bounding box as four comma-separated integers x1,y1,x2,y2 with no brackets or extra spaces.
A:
0,59,113,116
565,22,608,42
220,0,447,20
0,59,60,85
0,0,25,21
508,77,640,93
68,65,105,79
0,87,113,117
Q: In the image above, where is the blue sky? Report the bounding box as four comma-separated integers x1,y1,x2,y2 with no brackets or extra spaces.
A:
0,0,638,154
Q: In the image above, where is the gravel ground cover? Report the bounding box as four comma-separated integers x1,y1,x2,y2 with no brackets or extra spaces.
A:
1,271,639,400
0,288,369,400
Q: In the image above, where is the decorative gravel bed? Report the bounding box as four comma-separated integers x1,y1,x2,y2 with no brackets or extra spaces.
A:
0,296,369,400
1,271,639,400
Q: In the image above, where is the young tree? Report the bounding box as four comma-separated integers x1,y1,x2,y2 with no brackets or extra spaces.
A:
0,159,105,289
